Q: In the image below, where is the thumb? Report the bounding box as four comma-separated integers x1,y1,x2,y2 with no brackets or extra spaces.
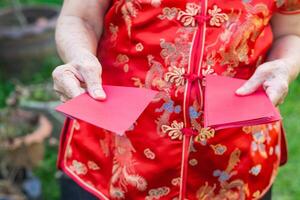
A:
235,69,265,96
82,67,106,100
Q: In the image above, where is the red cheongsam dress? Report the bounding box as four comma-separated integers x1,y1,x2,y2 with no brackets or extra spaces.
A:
57,0,300,199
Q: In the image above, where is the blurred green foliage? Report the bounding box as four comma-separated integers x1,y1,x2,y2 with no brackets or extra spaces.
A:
0,0,62,7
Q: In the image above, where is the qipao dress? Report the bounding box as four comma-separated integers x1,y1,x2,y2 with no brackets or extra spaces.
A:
57,0,300,199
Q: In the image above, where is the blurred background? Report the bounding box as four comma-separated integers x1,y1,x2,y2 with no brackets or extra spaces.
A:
0,0,299,200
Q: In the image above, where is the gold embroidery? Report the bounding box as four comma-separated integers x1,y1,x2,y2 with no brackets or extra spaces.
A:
189,158,198,166
109,136,147,199
177,3,201,27
194,127,215,142
136,43,144,52
253,190,261,199
208,5,228,27
210,144,227,155
158,7,178,20
69,160,88,175
196,182,217,200
164,65,186,87
145,186,170,200
109,23,119,42
171,177,181,186
115,54,130,73
88,161,100,170
131,77,144,88
144,148,156,160
249,164,262,176
161,120,184,140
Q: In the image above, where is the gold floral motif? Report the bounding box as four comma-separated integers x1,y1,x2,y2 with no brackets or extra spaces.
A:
177,3,201,27
131,77,144,88
158,7,178,20
109,136,147,199
135,43,144,52
208,5,228,27
161,120,184,140
164,65,186,87
115,0,141,37
109,23,119,42
252,190,261,199
116,54,129,64
144,148,156,160
69,160,87,175
194,127,215,143
88,161,100,170
249,164,262,176
189,158,198,166
171,177,181,186
115,54,130,73
145,186,170,200
210,144,227,155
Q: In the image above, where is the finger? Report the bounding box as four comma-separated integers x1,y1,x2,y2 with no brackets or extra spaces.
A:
53,64,85,98
265,87,282,106
236,68,267,95
80,65,106,100
60,95,69,103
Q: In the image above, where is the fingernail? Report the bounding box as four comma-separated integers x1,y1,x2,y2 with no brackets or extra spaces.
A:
235,88,244,95
93,89,106,99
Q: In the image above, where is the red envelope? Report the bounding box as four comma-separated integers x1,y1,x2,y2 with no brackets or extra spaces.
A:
56,85,158,135
204,75,281,130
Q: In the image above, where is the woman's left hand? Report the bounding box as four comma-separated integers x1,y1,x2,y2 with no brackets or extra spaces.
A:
236,59,292,106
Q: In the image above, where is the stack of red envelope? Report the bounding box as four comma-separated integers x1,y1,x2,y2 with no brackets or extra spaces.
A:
204,74,281,130
56,75,281,135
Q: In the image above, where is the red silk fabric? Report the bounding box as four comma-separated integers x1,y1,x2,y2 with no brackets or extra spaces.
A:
57,0,299,199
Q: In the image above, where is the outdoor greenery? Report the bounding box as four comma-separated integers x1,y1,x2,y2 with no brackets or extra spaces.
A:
1,0,300,199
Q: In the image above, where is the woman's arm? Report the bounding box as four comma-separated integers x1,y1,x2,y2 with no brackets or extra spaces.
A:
236,13,300,106
53,0,110,101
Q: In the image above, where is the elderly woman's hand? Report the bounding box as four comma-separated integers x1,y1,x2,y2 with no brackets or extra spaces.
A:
236,59,292,106
52,50,106,102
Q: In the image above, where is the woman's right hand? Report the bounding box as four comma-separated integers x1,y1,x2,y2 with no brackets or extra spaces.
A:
52,50,106,102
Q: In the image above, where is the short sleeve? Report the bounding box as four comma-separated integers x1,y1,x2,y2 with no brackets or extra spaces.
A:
276,0,300,14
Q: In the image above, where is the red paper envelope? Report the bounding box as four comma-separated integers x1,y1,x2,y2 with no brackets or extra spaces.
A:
56,85,158,135
204,75,281,130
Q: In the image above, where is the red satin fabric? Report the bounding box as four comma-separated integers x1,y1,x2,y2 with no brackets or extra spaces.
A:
57,0,300,199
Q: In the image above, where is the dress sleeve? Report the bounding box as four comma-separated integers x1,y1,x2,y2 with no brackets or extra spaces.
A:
276,0,300,14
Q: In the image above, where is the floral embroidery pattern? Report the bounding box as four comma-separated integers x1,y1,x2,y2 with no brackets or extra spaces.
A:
145,186,170,200
115,0,141,37
135,43,144,52
158,7,178,20
161,120,184,140
171,177,181,186
197,149,249,199
88,161,100,170
210,144,227,155
109,136,147,199
164,65,186,87
194,127,215,143
189,158,198,166
208,5,229,27
249,164,262,176
115,54,130,72
144,148,156,160
109,23,119,43
177,3,201,27
70,160,88,175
